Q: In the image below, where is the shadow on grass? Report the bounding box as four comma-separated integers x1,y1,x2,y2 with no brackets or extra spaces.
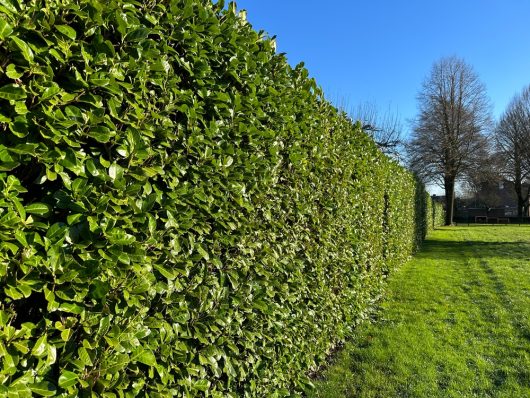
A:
418,238,530,261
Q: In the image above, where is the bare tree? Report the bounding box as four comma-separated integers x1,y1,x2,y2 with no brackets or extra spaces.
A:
350,102,403,157
464,151,504,210
495,85,530,217
407,56,492,225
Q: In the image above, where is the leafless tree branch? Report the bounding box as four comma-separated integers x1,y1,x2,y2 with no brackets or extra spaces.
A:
349,102,403,158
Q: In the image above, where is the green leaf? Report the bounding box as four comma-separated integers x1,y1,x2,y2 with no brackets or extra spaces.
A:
7,384,32,396
58,370,78,389
135,349,157,367
154,264,177,280
0,84,26,100
15,230,28,247
61,328,72,341
10,36,34,62
4,285,23,299
67,213,83,225
9,143,37,156
1,242,18,256
89,280,109,299
48,48,64,63
125,28,151,42
99,156,110,167
26,202,52,216
56,24,77,40
0,113,11,123
0,19,13,40
31,335,48,357
78,346,93,366
17,282,32,298
41,83,61,102
197,244,210,260
104,353,129,373
108,163,123,181
89,76,110,87
5,64,23,79
0,0,17,15
106,228,135,245
85,159,99,176
29,382,57,397
57,303,83,315
117,252,130,265
0,310,9,326
14,101,28,114
12,197,25,220
86,126,112,143
12,340,29,354
46,222,68,242
193,379,211,392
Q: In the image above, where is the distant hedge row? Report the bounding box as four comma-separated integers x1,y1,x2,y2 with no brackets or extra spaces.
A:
0,1,443,396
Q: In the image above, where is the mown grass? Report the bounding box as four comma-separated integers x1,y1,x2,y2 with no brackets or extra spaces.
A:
308,225,530,398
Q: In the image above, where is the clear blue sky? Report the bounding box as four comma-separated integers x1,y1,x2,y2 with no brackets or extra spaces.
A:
236,0,530,135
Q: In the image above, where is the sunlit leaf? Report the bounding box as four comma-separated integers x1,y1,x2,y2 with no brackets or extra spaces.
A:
56,24,76,40
58,370,78,389
0,19,13,40
29,382,57,397
10,36,34,62
26,202,52,216
0,84,26,100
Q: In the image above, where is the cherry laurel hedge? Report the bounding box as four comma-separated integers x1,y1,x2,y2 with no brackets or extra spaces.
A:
0,0,444,396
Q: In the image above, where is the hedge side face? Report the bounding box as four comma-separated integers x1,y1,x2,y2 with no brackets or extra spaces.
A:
0,0,439,396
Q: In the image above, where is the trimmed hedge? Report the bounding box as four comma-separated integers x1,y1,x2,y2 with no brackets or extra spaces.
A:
0,0,444,396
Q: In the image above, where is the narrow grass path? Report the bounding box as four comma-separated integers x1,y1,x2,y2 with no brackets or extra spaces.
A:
309,225,530,398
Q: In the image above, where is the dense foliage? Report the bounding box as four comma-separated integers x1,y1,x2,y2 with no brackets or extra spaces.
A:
0,0,443,396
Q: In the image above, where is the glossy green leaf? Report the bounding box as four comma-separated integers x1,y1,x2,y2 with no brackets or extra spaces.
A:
78,346,93,366
46,222,67,241
105,354,129,374
10,36,34,62
41,83,61,101
14,101,28,114
124,28,151,42
193,379,211,392
0,0,17,14
12,197,25,220
56,24,76,40
31,335,48,357
5,64,23,79
58,370,78,389
25,202,52,216
135,349,156,367
5,285,23,299
15,230,28,247
197,244,209,260
0,84,26,100
86,126,112,143
0,19,13,40
29,382,57,397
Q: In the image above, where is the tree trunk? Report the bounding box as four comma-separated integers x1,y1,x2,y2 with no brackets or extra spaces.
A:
522,185,530,219
444,176,455,225
517,196,525,218
515,178,524,218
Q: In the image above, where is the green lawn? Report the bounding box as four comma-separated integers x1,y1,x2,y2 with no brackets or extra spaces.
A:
308,225,530,398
